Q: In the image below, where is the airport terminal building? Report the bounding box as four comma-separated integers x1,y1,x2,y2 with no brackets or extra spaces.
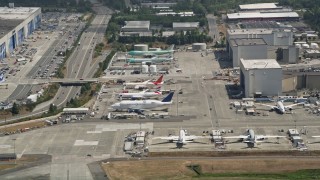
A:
0,5,41,60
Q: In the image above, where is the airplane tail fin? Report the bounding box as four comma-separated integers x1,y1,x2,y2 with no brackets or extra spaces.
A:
0,73,4,82
162,92,174,102
153,75,163,85
167,45,174,51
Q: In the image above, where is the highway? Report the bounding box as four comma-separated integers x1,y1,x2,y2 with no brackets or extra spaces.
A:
1,5,113,123
7,22,84,102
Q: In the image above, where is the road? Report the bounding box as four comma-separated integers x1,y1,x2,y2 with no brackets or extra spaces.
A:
206,14,220,43
1,5,113,123
6,22,84,102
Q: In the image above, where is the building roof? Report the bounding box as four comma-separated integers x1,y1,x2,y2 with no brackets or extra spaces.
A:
0,7,40,39
0,7,39,20
240,59,282,69
173,22,199,28
122,21,150,29
230,38,266,46
228,28,273,35
239,3,280,10
305,49,320,54
227,12,299,20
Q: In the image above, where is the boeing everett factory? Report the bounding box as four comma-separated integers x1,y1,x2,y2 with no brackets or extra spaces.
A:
0,4,41,60
2,1,320,178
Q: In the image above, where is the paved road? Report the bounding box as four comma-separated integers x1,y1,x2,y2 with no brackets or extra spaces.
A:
206,14,220,43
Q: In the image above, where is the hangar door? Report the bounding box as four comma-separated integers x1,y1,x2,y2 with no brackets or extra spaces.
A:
27,20,34,36
17,28,24,45
34,15,41,29
9,34,16,53
0,43,6,60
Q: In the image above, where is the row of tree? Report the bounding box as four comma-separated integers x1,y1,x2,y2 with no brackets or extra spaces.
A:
118,30,212,45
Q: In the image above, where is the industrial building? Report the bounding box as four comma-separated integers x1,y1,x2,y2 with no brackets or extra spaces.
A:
239,3,283,11
0,5,41,60
304,49,320,59
227,12,299,22
121,21,150,32
141,3,177,8
282,46,299,63
229,38,268,67
172,22,199,31
227,29,294,47
240,59,282,97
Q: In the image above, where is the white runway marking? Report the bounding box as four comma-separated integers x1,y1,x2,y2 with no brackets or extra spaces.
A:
74,140,99,146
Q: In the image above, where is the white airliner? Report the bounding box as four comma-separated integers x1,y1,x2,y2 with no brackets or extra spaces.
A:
153,128,209,148
258,100,305,114
118,89,162,99
223,129,286,148
111,91,174,112
123,75,163,89
0,73,5,83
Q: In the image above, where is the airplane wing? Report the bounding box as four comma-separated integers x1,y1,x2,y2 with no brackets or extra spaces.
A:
256,135,286,140
222,135,249,139
257,103,276,109
285,102,305,108
184,135,210,141
153,136,179,141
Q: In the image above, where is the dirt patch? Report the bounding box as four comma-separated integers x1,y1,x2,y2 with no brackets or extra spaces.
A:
0,121,47,134
103,158,320,180
218,23,227,37
0,164,17,171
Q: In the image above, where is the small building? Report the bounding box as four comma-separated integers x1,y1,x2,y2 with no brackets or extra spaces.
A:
304,49,320,59
229,38,268,67
282,46,299,64
227,12,299,22
240,59,282,98
136,136,145,145
162,31,175,37
239,3,282,11
121,21,150,32
288,129,299,137
62,108,89,115
291,136,303,146
0,153,16,161
172,22,199,31
124,141,134,152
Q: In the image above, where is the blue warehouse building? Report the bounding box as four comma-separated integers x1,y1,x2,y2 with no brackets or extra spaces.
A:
0,5,41,61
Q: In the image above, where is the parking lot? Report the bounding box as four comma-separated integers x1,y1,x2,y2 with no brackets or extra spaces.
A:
0,12,85,102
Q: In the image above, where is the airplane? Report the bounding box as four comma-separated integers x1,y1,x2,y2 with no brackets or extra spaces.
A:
118,89,162,99
127,57,173,64
123,75,164,89
0,73,5,83
258,100,305,114
153,128,209,148
128,45,174,56
223,129,286,148
111,91,174,113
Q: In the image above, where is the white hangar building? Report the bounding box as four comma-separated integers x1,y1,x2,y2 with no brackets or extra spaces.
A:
0,5,41,60
229,38,268,67
240,59,282,98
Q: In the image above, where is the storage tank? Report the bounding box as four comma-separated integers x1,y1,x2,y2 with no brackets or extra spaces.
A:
302,44,310,49
134,44,148,51
295,44,301,49
150,65,157,74
192,43,207,51
310,43,319,49
141,65,149,74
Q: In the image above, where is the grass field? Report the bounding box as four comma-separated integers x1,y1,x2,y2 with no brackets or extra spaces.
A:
102,158,320,180
0,164,17,171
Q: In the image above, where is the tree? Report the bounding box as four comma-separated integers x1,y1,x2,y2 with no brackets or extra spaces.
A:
11,103,19,115
49,104,57,114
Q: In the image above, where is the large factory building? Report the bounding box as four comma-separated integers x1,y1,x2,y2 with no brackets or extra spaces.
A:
240,59,282,98
0,5,41,60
